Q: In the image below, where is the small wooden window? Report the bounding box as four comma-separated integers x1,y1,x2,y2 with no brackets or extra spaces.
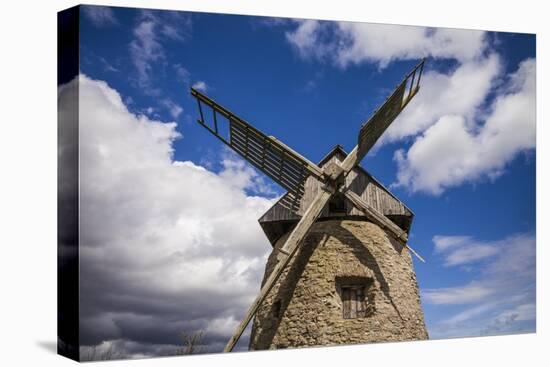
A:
342,285,367,319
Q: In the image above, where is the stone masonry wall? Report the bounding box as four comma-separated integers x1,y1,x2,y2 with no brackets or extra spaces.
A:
249,219,428,350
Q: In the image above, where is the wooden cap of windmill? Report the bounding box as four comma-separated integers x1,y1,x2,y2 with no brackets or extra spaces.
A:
258,144,414,247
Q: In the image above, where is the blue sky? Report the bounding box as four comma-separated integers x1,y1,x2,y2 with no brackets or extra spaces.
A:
72,4,536,359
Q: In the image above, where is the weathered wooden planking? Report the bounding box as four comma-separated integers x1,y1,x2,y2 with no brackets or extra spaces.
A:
342,288,351,319
350,289,357,319
259,147,411,224
355,59,424,163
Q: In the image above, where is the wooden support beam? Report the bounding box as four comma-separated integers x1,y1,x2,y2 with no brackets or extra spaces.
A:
223,188,333,352
343,189,425,263
339,146,359,174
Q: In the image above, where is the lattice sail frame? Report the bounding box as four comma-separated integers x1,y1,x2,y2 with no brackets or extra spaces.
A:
357,59,424,162
191,89,324,211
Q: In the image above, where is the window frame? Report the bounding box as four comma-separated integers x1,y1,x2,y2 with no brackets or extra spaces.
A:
341,285,367,319
336,276,374,320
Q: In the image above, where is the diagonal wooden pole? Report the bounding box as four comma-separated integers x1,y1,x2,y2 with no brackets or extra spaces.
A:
343,189,425,263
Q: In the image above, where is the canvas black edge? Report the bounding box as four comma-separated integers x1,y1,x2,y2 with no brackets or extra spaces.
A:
58,5,80,362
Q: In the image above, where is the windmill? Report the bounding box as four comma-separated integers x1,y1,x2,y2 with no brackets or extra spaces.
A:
191,59,427,352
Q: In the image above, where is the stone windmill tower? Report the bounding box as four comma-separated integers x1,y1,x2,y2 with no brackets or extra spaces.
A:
191,60,428,352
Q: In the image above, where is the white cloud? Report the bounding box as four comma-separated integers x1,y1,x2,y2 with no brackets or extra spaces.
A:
442,303,499,325
494,303,536,323
285,20,486,68
422,232,535,338
394,58,535,195
99,56,119,73
129,11,191,89
161,99,184,119
174,63,190,83
192,81,208,92
170,105,183,119
129,19,164,88
478,303,535,336
60,75,276,356
155,10,192,41
432,235,471,252
442,244,500,267
83,6,118,27
335,23,486,68
383,54,501,143
429,299,535,338
423,282,495,305
285,20,332,61
433,235,500,267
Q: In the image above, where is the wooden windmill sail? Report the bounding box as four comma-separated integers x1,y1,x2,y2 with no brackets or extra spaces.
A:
191,59,426,352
